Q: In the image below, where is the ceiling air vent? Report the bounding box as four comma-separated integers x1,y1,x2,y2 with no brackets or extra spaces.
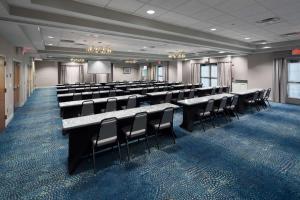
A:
256,17,281,25
280,32,300,37
60,39,75,43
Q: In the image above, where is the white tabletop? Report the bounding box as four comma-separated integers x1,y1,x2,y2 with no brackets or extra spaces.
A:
231,88,264,95
57,89,123,98
146,89,191,96
177,93,234,106
59,94,144,108
62,103,179,131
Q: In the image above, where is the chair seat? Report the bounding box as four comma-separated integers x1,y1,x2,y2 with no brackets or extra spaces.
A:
122,126,146,137
225,105,235,110
92,136,117,147
149,119,171,130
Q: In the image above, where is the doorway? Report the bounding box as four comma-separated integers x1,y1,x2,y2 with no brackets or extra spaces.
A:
14,61,21,110
0,56,5,131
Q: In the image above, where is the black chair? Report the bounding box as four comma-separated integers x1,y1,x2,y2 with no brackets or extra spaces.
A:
69,88,76,93
214,96,228,122
264,88,271,108
172,91,184,103
121,112,149,160
188,89,195,99
257,89,266,110
196,99,215,132
211,87,216,95
109,90,116,97
81,100,94,116
165,92,173,103
218,87,223,94
154,87,159,92
245,91,260,111
225,95,239,120
148,107,176,148
85,87,91,92
141,88,147,95
73,93,82,101
191,85,195,89
91,117,121,174
225,87,230,93
92,92,100,99
103,98,117,112
123,95,137,110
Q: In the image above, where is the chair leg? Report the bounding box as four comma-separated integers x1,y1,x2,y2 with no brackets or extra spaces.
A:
171,128,176,144
155,129,160,149
117,141,122,163
92,145,96,174
145,135,150,153
266,100,271,108
234,110,239,120
209,115,215,128
125,138,130,161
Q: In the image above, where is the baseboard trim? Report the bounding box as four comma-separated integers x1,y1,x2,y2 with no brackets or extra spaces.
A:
5,113,14,127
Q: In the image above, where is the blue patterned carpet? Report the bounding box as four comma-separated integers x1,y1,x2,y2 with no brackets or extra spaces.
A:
1,88,300,200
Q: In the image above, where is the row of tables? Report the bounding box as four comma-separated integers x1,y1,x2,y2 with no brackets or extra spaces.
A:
59,83,264,174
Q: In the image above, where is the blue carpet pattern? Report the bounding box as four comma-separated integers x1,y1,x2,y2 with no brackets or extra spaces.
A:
1,88,300,200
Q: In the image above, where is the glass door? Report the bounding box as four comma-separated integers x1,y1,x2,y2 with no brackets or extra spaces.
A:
287,61,300,99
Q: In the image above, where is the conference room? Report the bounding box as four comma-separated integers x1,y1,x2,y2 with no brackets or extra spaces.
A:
0,0,300,199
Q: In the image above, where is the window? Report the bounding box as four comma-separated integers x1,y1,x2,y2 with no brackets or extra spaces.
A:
157,66,165,81
288,61,300,99
141,65,148,80
200,63,218,87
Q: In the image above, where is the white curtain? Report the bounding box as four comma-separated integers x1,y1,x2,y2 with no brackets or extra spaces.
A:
65,66,80,84
273,58,287,103
217,61,232,87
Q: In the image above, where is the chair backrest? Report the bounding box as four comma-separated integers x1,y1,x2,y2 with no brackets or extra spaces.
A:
219,96,227,110
205,99,214,113
85,87,91,92
211,87,216,95
188,89,195,98
218,87,223,94
69,88,76,93
127,95,137,109
259,90,265,99
141,88,147,95
199,83,203,88
81,100,94,116
106,98,117,112
253,91,259,101
184,84,188,89
130,112,147,136
154,87,159,92
165,92,172,103
191,85,195,89
95,117,118,145
225,87,230,93
177,91,185,100
231,95,239,107
109,90,116,97
265,88,271,99
92,92,100,99
160,107,174,126
73,93,82,101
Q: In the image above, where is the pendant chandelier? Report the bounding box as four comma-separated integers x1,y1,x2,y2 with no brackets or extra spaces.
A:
70,58,85,63
124,59,137,64
86,46,112,55
168,51,186,59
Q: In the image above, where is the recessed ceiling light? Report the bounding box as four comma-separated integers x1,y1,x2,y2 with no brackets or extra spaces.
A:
261,42,267,45
262,46,271,49
48,36,54,39
219,51,225,53
147,10,155,15
47,43,53,46
244,37,251,40
210,28,217,31
143,46,147,49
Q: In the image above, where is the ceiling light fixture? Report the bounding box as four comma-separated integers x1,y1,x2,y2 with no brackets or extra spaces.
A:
262,46,271,49
219,51,225,53
210,28,217,31
47,43,53,46
70,58,85,63
147,10,155,15
168,51,186,60
244,37,251,40
125,59,137,64
86,46,112,55
48,36,54,39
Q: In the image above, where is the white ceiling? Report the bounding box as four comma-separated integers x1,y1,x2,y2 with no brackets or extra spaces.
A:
1,0,300,61
73,0,300,43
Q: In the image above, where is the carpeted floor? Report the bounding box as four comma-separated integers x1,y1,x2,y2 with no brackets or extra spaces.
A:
0,88,300,200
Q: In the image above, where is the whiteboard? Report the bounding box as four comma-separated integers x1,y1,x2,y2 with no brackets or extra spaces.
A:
88,61,111,74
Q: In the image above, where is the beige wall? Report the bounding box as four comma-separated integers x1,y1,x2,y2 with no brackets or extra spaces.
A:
232,56,248,81
0,35,32,126
113,63,140,81
35,61,58,87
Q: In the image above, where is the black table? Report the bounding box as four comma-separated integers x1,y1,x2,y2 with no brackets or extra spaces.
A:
59,94,146,119
231,88,264,113
57,89,124,102
62,103,179,174
177,93,234,132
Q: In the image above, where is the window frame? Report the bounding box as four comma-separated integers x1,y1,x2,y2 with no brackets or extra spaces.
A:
287,61,300,99
200,63,218,87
